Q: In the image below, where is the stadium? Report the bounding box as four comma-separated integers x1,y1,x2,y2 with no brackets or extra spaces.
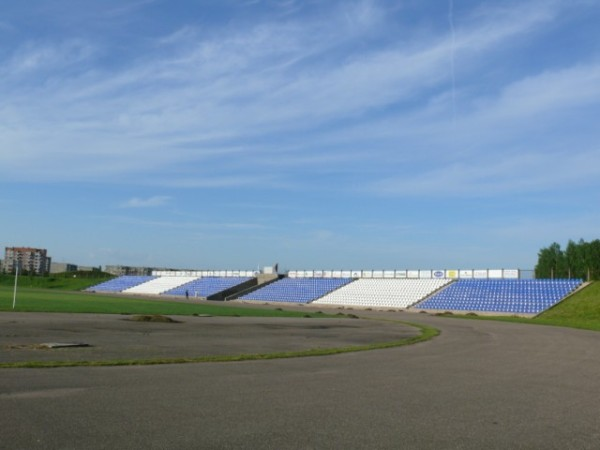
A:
86,268,585,316
2,265,599,449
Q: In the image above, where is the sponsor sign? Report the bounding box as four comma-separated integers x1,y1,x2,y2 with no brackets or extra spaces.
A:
407,270,419,279
432,270,445,279
395,270,407,278
305,270,314,277
459,270,473,279
314,270,324,278
332,270,342,278
445,270,459,279
351,270,361,278
341,270,352,278
473,270,488,279
323,271,333,278
419,270,432,279
362,270,373,278
288,271,297,278
384,270,395,278
373,270,384,278
503,269,519,279
488,269,503,279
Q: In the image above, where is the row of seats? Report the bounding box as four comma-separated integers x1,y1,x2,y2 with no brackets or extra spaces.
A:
87,275,250,297
124,276,199,295
415,279,583,314
165,277,252,298
86,276,157,292
313,279,452,308
239,278,353,303
88,276,583,315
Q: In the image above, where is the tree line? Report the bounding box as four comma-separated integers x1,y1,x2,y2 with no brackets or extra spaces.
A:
535,239,600,280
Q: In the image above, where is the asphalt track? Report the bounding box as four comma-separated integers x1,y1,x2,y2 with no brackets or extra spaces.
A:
1,308,599,449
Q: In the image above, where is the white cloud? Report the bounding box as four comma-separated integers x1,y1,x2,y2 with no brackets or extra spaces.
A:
369,147,600,198
0,0,594,195
120,195,172,208
3,39,96,77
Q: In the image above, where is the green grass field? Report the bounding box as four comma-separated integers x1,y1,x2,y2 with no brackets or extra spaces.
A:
0,272,113,290
0,286,334,318
0,274,332,318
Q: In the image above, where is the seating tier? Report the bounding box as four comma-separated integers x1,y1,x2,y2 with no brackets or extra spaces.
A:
415,279,583,314
313,278,452,308
124,276,200,295
164,277,252,298
86,276,157,293
239,278,353,304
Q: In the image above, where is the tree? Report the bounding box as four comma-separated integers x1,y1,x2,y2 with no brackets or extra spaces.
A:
536,239,600,280
535,242,566,278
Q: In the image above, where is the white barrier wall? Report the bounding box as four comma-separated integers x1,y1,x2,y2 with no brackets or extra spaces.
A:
287,269,521,279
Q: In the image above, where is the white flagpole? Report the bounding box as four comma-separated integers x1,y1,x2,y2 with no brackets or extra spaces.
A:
12,263,19,310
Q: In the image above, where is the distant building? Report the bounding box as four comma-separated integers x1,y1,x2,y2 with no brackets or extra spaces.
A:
104,265,187,276
4,247,51,275
50,262,79,274
104,265,156,276
77,265,102,273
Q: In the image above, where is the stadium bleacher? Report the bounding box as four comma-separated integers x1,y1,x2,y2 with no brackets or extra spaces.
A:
313,278,452,309
124,276,199,295
86,276,157,293
164,276,252,298
239,277,354,303
415,279,583,314
86,272,583,316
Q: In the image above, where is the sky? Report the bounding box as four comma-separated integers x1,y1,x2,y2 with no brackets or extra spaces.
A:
1,0,600,272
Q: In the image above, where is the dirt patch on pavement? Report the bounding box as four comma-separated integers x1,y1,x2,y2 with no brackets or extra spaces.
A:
0,312,420,364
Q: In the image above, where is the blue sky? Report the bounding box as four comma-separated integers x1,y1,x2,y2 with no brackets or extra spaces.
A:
1,0,599,272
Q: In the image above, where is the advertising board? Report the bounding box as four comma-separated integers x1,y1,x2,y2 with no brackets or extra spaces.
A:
503,269,519,279
488,269,503,279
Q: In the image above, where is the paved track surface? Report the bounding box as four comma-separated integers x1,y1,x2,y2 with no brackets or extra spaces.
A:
0,312,417,362
1,308,600,449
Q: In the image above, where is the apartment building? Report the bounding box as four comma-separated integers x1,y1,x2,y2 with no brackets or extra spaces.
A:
3,247,52,275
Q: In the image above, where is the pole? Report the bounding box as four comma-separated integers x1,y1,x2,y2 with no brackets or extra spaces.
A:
12,264,19,310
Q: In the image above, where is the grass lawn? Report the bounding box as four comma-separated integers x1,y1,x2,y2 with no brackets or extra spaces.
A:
0,272,113,291
0,286,332,318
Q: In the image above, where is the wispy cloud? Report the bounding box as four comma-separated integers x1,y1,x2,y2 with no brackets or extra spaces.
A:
120,195,172,208
0,0,594,200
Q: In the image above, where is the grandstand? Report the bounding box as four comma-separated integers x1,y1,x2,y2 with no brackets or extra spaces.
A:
124,276,199,295
415,279,583,314
164,276,253,298
313,278,452,309
87,275,156,293
238,277,353,304
86,269,584,316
